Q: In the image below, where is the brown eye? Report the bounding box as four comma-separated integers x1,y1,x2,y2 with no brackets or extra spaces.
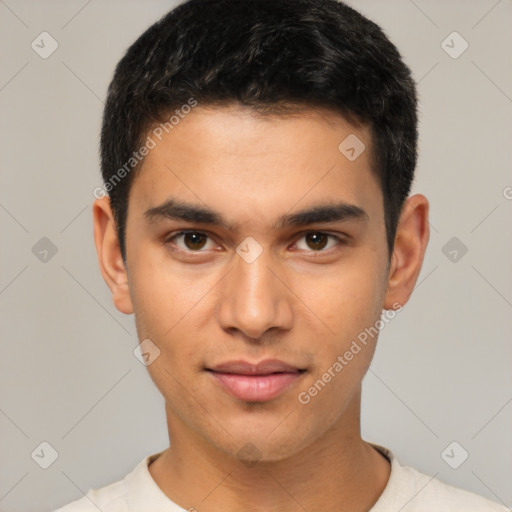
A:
294,232,342,253
305,232,329,251
183,232,208,250
167,231,214,252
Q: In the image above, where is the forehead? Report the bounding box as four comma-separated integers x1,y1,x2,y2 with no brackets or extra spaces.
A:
127,105,382,231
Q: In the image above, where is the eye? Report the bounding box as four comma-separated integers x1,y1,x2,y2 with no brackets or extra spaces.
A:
165,230,344,254
166,231,217,252
294,232,343,252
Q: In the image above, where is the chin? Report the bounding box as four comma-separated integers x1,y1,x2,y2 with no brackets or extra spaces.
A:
216,428,315,466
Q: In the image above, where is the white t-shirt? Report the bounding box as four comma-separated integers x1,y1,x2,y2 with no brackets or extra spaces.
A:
54,444,508,511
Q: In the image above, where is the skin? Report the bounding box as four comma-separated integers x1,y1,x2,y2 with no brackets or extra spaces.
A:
93,104,429,512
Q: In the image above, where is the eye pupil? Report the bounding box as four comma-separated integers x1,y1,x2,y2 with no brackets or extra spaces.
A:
306,232,328,251
184,232,207,250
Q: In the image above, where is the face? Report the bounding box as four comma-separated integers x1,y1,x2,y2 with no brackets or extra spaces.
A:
94,104,428,463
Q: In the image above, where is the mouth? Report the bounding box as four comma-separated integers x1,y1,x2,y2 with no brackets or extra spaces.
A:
205,359,307,402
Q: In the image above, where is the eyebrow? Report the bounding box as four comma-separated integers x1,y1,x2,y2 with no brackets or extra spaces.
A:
144,198,369,231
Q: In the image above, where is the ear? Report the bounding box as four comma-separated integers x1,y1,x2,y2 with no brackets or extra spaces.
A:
92,197,133,314
384,194,430,310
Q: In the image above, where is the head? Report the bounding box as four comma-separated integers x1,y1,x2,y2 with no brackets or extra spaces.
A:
94,0,429,464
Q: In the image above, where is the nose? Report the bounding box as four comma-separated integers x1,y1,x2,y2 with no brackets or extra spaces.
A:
216,247,293,342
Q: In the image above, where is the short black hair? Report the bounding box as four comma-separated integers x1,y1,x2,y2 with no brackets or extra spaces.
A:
100,0,418,262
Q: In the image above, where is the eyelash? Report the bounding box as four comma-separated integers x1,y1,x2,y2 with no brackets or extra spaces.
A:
164,230,345,254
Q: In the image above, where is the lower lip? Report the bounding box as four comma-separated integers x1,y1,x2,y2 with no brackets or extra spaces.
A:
208,371,302,402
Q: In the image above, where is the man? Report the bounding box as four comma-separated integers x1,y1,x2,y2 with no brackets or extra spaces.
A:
56,0,507,510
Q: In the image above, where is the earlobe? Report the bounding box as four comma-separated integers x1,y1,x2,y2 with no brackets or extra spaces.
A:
383,194,430,310
92,197,134,315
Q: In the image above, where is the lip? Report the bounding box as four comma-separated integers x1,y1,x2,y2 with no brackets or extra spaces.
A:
207,359,306,402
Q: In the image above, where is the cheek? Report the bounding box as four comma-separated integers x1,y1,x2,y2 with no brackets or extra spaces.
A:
295,256,386,346
127,260,220,398
128,267,207,407
295,325,377,429
128,247,211,337
292,251,387,405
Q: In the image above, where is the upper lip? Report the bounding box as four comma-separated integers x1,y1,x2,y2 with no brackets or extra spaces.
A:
208,359,304,375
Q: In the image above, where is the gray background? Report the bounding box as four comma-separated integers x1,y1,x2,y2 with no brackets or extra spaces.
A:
0,1,511,511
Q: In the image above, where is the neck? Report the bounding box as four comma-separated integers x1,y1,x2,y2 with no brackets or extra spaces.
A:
149,390,390,512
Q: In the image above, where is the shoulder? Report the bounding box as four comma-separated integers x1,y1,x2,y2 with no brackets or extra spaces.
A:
370,444,509,512
398,463,508,511
52,450,169,512
53,479,127,512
